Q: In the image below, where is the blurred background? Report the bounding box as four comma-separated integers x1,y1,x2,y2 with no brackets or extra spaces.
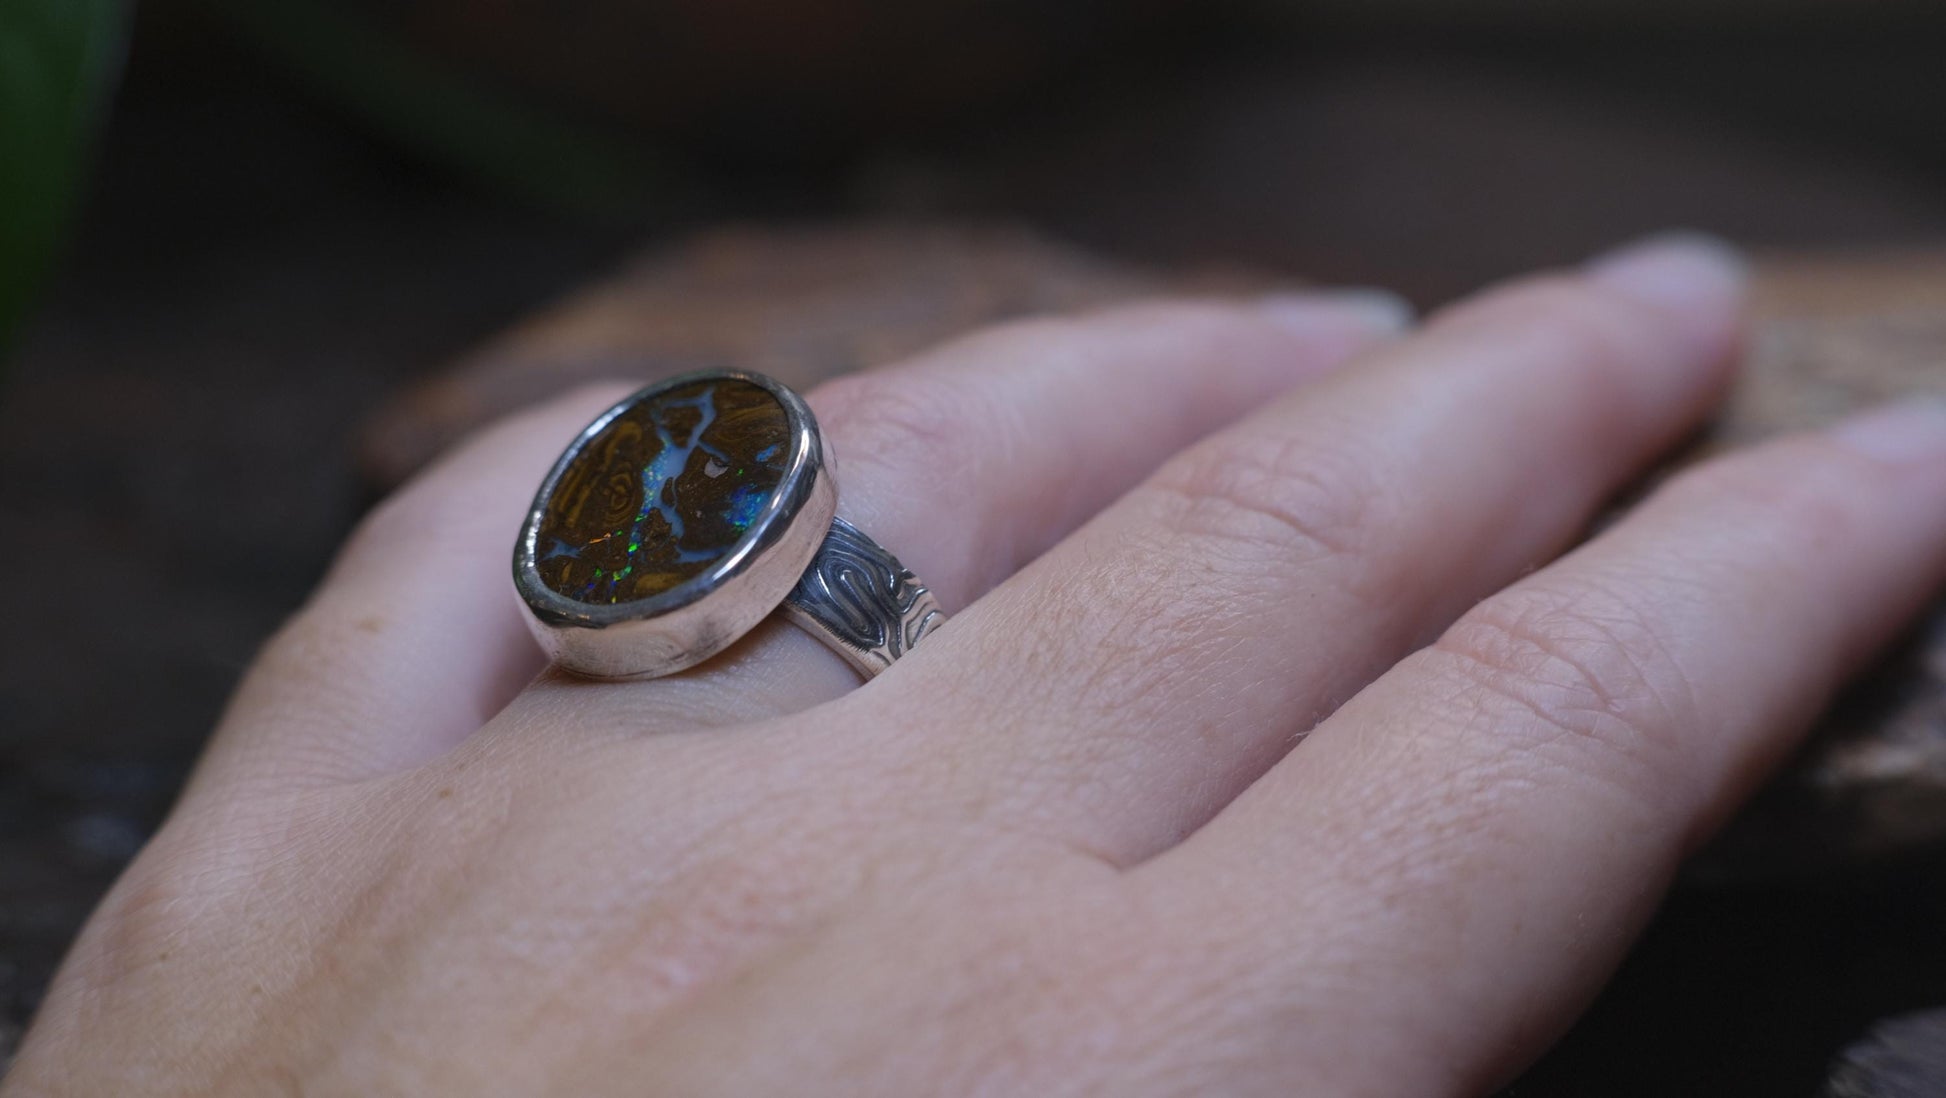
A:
9,2,1946,1093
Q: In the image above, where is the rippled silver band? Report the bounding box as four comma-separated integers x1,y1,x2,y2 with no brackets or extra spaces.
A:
782,516,945,677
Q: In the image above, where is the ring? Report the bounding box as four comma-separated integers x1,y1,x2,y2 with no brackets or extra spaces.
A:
512,370,944,680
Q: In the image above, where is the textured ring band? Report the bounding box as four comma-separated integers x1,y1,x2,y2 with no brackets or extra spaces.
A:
512,370,944,680
784,516,945,676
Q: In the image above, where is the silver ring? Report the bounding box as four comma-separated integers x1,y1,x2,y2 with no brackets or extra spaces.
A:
512,370,944,680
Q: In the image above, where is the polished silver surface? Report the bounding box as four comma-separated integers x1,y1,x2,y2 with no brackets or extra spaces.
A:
513,370,834,680
783,516,945,677
513,369,942,681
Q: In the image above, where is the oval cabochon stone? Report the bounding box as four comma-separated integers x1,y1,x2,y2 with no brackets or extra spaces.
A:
534,378,792,605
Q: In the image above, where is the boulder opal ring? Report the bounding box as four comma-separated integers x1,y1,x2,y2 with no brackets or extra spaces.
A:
513,370,944,680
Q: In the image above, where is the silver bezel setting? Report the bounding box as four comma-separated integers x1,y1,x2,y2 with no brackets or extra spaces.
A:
512,370,836,680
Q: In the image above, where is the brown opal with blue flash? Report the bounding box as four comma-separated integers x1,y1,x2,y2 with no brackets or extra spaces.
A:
534,378,792,604
516,369,931,682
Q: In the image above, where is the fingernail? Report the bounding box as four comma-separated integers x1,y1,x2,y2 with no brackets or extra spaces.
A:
1829,398,1946,465
1585,231,1747,313
1258,289,1416,337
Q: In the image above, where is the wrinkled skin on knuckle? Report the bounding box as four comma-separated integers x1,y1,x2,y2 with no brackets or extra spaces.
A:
962,541,1257,785
1141,429,1394,574
1425,579,1704,809
944,429,1400,788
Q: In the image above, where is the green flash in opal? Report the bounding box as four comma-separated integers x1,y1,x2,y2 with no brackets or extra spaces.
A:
534,378,792,605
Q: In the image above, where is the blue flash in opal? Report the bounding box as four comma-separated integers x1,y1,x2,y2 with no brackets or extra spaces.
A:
532,377,794,606
724,482,766,530
608,389,726,595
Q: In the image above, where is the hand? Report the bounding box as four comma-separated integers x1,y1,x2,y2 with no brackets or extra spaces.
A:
13,236,1946,1096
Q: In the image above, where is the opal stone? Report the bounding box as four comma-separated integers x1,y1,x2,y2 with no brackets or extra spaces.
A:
535,378,792,605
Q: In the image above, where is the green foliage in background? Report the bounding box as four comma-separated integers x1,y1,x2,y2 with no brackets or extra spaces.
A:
0,0,127,353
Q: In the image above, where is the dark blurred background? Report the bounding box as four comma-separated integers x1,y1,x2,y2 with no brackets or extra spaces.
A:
9,3,1946,1093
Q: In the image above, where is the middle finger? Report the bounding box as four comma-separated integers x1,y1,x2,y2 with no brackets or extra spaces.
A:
855,236,1746,864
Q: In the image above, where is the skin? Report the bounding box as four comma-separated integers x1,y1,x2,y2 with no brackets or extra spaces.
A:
10,235,1946,1096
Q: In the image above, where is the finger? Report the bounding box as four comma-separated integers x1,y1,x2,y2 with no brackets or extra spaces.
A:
199,294,1406,794
511,295,1409,728
856,235,1745,863
1133,401,1946,1095
188,384,639,796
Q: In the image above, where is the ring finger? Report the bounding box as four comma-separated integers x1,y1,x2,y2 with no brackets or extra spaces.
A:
199,293,1406,792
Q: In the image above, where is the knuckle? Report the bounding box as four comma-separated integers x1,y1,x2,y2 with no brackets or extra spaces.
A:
1430,580,1701,794
1141,429,1392,566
